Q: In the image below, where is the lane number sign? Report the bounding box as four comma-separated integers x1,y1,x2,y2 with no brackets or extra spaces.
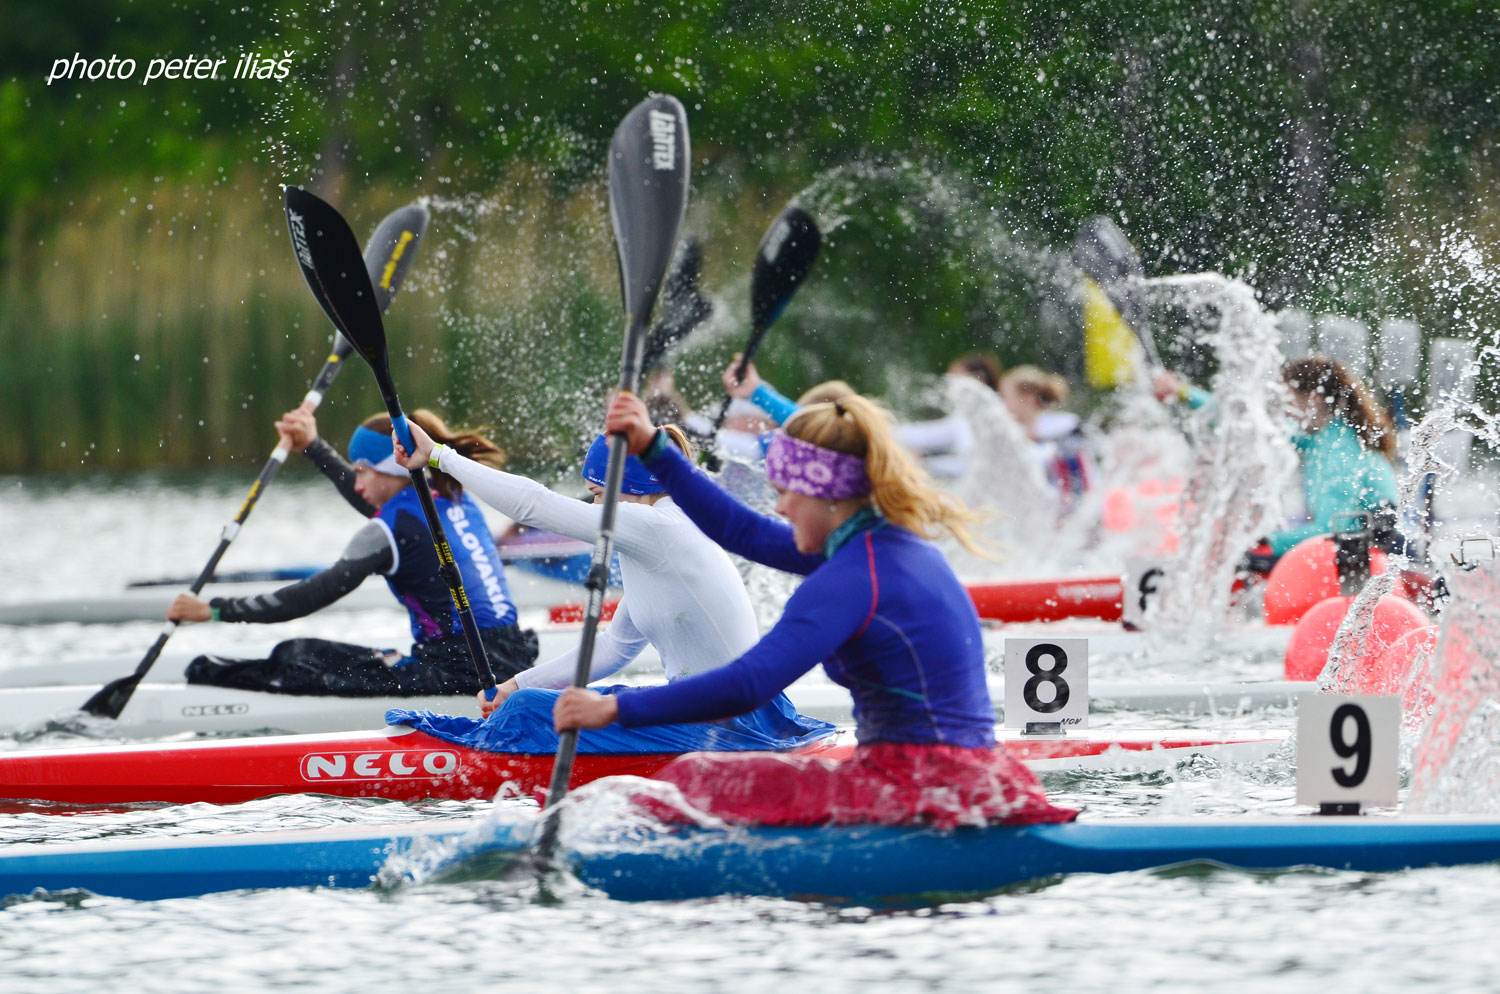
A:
1295,694,1399,809
1004,637,1088,729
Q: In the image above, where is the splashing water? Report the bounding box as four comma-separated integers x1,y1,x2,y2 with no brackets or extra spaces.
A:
1321,237,1500,699
1318,407,1458,698
1406,560,1500,813
938,374,1057,575
1143,273,1296,643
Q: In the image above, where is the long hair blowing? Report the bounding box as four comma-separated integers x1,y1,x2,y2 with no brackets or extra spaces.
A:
361,409,505,501
1283,357,1395,459
783,393,989,556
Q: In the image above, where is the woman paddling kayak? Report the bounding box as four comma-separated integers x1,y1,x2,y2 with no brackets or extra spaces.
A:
167,407,538,696
551,391,1076,829
1155,356,1406,571
385,420,834,754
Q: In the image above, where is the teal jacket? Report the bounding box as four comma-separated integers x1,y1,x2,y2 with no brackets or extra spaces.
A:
1268,417,1399,556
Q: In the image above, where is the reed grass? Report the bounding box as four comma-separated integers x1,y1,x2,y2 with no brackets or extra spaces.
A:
0,163,822,478
6,149,1489,479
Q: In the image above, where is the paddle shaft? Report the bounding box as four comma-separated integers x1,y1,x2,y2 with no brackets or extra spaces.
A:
535,319,647,860
82,336,356,718
386,408,497,694
708,322,770,436
531,92,689,865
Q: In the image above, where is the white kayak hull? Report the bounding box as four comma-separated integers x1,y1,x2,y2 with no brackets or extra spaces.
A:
0,670,1304,741
0,627,660,689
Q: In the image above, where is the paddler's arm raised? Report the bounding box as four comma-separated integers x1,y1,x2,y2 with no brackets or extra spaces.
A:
278,406,377,516
722,355,799,426
393,421,666,565
605,392,821,576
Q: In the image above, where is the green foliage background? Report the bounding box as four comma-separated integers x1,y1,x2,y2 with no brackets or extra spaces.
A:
1,0,1496,473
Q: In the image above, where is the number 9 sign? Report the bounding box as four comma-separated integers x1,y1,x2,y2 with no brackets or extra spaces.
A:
1295,694,1399,810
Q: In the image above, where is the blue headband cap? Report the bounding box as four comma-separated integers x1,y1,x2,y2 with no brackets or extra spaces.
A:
581,434,666,495
348,425,404,476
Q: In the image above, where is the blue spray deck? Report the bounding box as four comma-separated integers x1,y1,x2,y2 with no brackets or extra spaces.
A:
4,816,1500,906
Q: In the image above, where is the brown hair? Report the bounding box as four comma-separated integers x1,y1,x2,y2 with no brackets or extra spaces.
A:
948,351,1004,392
1001,365,1069,407
1283,357,1395,458
362,408,505,502
783,394,988,556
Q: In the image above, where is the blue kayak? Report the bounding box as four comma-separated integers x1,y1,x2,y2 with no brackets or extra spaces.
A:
5,815,1500,906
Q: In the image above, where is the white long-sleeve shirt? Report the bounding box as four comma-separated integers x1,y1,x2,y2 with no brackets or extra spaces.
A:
436,448,760,689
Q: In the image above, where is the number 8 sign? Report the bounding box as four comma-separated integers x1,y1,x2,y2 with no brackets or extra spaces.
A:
1004,638,1088,729
1295,694,1399,809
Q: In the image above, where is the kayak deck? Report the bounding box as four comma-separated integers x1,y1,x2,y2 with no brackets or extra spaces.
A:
4,815,1499,906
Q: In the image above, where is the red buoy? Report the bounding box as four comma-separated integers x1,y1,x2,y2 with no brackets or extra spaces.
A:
1282,593,1428,681
1265,536,1389,626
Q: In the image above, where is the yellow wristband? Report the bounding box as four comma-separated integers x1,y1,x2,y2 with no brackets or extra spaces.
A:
429,443,447,470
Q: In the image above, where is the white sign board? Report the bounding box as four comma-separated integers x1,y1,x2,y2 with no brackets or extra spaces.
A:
1122,559,1167,630
1004,637,1088,730
1295,694,1400,809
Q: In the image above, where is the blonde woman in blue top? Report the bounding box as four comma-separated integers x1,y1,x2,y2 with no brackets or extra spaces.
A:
554,390,1077,828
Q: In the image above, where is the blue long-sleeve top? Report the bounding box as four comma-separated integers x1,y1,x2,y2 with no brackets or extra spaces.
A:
611,435,996,748
1268,416,1400,556
749,382,801,425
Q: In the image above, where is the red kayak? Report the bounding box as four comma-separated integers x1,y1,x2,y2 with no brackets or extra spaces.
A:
549,575,1126,626
0,725,1281,807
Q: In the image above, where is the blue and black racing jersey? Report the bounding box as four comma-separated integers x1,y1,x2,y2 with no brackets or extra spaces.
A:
373,486,518,643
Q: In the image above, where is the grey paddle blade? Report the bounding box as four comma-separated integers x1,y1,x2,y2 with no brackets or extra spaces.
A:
1073,215,1158,368
1074,215,1145,284
607,94,691,334
365,202,431,315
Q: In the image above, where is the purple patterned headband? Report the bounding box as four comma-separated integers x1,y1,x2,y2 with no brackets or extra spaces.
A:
764,431,871,500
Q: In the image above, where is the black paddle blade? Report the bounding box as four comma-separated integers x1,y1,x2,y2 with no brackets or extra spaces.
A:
285,186,388,375
365,202,431,314
82,675,138,719
750,204,821,331
642,238,712,373
608,94,691,335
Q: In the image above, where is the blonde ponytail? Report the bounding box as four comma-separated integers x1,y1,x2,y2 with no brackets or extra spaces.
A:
783,394,989,556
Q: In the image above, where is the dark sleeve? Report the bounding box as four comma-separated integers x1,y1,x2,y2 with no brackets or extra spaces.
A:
615,558,870,726
303,437,377,516
641,435,822,575
211,522,392,623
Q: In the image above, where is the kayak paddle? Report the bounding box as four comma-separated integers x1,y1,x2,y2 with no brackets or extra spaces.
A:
535,93,691,863
282,185,497,699
1073,215,1163,376
640,237,711,376
127,566,323,587
702,203,821,469
82,202,431,720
